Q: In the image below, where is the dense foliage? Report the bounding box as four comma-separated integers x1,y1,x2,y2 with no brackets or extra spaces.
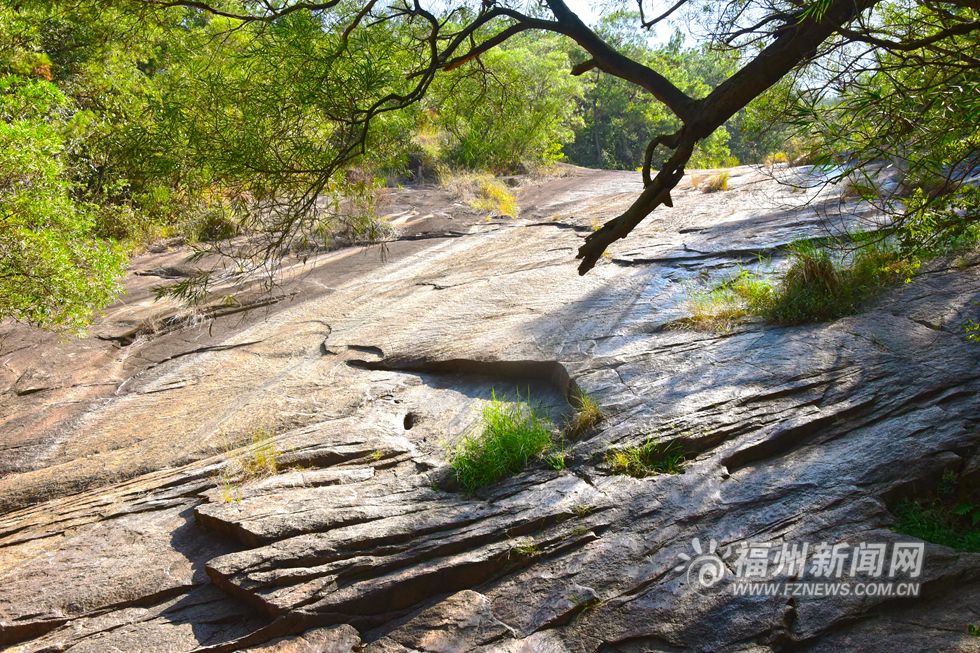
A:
566,23,740,170
799,0,980,257
0,18,128,333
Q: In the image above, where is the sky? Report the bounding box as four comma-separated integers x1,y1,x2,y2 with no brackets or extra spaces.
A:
555,0,682,43
563,0,602,25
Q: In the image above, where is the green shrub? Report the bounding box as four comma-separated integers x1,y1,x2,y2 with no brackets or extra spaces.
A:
449,390,554,492
429,34,583,172
0,75,126,332
605,438,685,478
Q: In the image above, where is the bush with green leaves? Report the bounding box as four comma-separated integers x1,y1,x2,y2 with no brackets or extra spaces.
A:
427,33,584,172
0,74,125,332
799,2,979,259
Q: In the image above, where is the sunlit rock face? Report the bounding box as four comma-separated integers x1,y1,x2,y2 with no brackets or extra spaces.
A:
1,166,978,652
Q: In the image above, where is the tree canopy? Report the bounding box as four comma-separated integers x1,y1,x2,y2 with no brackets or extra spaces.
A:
1,0,977,330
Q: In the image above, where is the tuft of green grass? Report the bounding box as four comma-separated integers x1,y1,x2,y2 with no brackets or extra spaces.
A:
684,241,918,329
763,243,916,325
894,471,980,552
605,438,686,478
965,318,980,343
510,537,542,558
685,269,774,332
570,592,601,611
544,443,568,471
572,503,594,517
567,390,604,437
449,389,554,492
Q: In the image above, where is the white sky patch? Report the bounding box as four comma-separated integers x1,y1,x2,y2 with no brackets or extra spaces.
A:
560,0,685,44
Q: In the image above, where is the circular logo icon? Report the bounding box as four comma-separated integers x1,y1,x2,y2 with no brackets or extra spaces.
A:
675,538,727,592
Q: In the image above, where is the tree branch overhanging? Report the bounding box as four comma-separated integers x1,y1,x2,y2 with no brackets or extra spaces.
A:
137,0,973,277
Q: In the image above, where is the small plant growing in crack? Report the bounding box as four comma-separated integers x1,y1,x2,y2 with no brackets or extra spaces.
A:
240,429,280,479
371,449,384,462
570,525,591,538
544,439,568,471
570,592,601,613
965,318,980,343
218,473,241,504
510,537,542,559
869,334,890,352
605,438,685,478
572,504,594,517
215,428,280,501
566,389,604,438
449,389,554,492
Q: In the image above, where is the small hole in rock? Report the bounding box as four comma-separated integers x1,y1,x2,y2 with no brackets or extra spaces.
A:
403,412,417,430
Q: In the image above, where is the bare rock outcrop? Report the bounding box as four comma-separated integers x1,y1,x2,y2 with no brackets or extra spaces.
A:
1,166,978,652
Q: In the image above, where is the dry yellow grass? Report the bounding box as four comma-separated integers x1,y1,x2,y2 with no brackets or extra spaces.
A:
440,171,518,217
693,171,729,193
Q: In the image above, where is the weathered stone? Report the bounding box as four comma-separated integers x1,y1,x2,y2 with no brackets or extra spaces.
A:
243,624,361,652
366,590,513,652
1,166,977,652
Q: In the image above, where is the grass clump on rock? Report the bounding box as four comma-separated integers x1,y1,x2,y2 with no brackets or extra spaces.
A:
605,438,685,478
686,269,774,332
450,390,553,492
567,389,604,437
762,242,913,325
217,428,281,503
440,171,518,218
240,429,280,479
470,177,518,217
693,171,729,193
685,241,915,329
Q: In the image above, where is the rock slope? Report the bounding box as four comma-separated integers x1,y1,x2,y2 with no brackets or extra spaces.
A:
1,166,978,652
